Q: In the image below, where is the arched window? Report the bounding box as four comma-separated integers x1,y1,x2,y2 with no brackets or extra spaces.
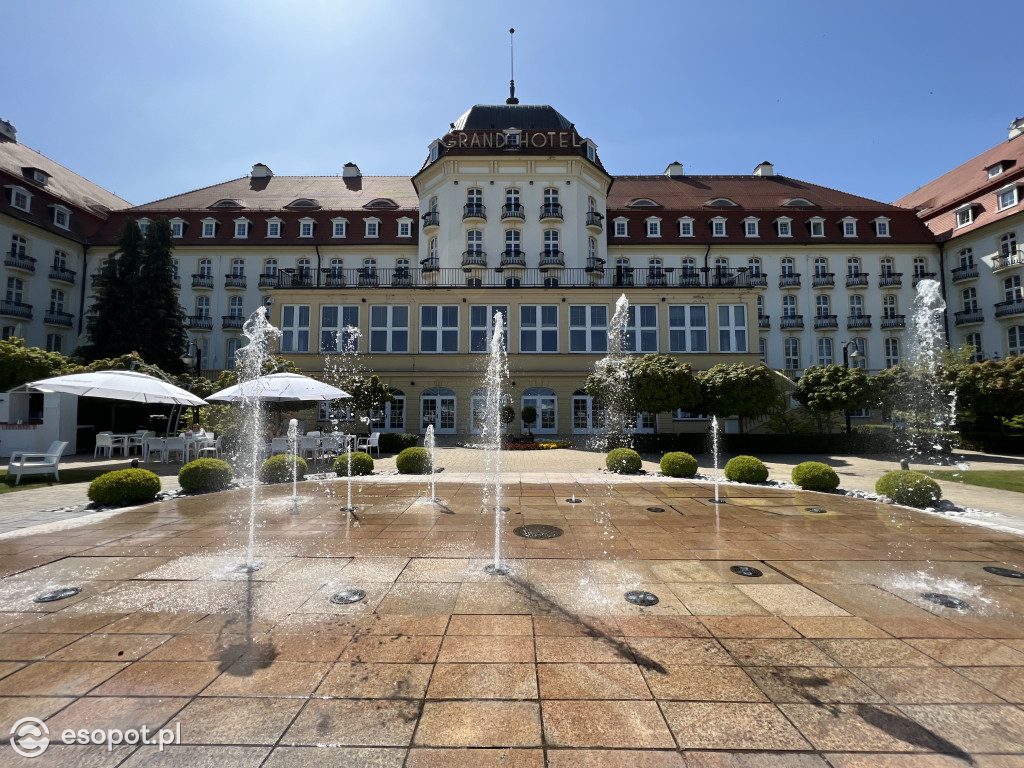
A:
231,258,245,277
813,257,828,277
571,389,606,434
420,387,456,434
504,230,521,253
780,257,795,277
847,257,861,276
884,338,900,368
815,295,831,317
962,288,978,313
543,229,560,254
49,289,65,313
199,258,212,277
849,294,864,316
466,230,483,253
229,296,244,317
882,295,897,319
817,337,834,365
1008,326,1024,357
196,296,211,317
782,295,796,317
784,338,800,370
880,257,894,277
370,389,406,432
1004,275,1022,302
748,257,762,276
521,388,557,433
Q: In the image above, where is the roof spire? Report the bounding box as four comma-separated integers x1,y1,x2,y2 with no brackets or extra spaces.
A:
506,28,519,105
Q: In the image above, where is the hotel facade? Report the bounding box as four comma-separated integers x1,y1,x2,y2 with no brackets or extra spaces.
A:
2,104,1022,437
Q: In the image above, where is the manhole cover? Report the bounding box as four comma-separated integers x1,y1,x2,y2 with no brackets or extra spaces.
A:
233,562,265,574
330,589,367,605
625,590,659,606
921,592,970,610
805,507,828,514
513,525,564,539
34,587,81,603
730,565,764,578
484,564,510,575
983,566,1024,579
647,507,665,513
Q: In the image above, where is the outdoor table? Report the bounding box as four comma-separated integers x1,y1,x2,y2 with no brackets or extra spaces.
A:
108,433,134,456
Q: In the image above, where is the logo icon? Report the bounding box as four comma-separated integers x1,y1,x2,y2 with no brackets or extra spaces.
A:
10,717,49,758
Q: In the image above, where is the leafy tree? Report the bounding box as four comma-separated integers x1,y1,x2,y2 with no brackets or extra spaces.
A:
585,353,701,416
0,338,78,391
946,355,1024,431
520,404,537,436
697,363,779,420
345,374,395,426
793,364,874,433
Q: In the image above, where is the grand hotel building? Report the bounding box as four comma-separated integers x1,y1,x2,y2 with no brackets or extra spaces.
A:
2,103,1022,437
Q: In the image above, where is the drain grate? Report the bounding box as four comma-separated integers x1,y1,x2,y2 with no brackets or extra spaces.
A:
730,565,764,578
34,587,81,603
625,590,659,607
513,524,564,539
921,592,970,610
983,566,1024,580
330,589,367,605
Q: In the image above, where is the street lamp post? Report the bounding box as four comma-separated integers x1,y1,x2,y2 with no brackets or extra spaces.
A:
181,341,202,424
841,340,862,434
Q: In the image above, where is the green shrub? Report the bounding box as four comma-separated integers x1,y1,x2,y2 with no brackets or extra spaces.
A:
378,433,419,454
606,447,642,474
87,469,161,506
660,451,698,477
875,470,942,507
396,447,432,474
791,461,840,491
178,459,234,494
259,454,308,484
724,455,769,483
334,451,374,476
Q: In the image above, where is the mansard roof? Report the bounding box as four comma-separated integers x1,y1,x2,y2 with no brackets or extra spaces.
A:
452,104,573,131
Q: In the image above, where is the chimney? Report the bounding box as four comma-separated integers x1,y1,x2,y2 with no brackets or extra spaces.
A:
0,119,16,143
343,163,361,179
1009,117,1024,141
664,162,685,178
753,161,774,177
251,163,273,178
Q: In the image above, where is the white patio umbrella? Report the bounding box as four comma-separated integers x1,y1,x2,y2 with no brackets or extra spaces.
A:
207,372,350,403
28,370,208,406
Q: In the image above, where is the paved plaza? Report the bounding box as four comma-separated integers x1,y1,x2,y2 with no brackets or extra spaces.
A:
0,455,1022,766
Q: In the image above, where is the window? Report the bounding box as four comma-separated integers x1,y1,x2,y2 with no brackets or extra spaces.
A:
369,305,409,353
613,218,628,237
299,218,314,238
520,305,558,352
989,163,1005,179
228,259,243,278
780,257,795,277
9,186,31,212
587,237,597,263
955,206,974,228
678,217,694,237
170,219,184,238
816,294,831,317
49,289,65,313
748,257,762,276
137,218,150,236
784,338,800,370
572,393,607,433
370,393,406,432
814,257,828,277
467,188,483,212
264,258,278,278
504,229,521,253
429,142,440,163
624,305,658,353
198,258,212,277
962,288,978,313
504,130,521,148
466,229,483,254
880,257,894,276
1001,232,1018,258
281,305,310,352
965,333,983,363
874,218,890,237
849,294,864,317
52,206,70,229
420,305,459,353
809,217,825,237
668,305,708,352
913,257,928,277
195,296,211,318
782,295,797,317
759,338,767,364
421,388,456,433
470,305,509,352
997,184,1019,211
711,217,727,237
234,219,250,238
646,218,661,237
327,258,344,280
6,277,24,303
398,219,412,237
718,305,747,352
847,257,862,276
543,187,559,206
363,218,379,238
850,338,867,369
170,259,179,283
884,338,901,368
320,305,360,353
201,219,216,238
1009,326,1024,357
45,334,62,353
586,142,596,162
267,218,282,238
756,295,764,318
569,305,608,353
225,338,241,370
882,295,898,319
1006,275,1023,302
817,337,834,366
841,217,858,237
959,248,975,268
543,229,560,255
743,218,759,237
522,388,557,433
776,217,792,237
505,187,520,207
332,218,348,238
228,296,244,318
1,326,15,340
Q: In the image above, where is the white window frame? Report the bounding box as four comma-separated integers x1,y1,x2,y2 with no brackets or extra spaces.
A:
884,337,901,368
784,338,801,370
266,218,282,238
170,218,185,238
1009,326,1024,357
817,337,834,366
743,217,759,237
678,217,694,237
397,217,413,238
369,305,410,353
668,304,709,353
955,205,974,228
364,217,381,238
711,217,727,237
233,218,250,238
280,305,311,353
470,305,509,353
519,304,559,353
331,217,348,238
841,217,858,237
6,185,32,212
645,217,662,237
613,217,628,237
776,217,792,237
319,305,360,353
997,184,1019,212
51,205,71,230
200,218,217,238
809,217,825,237
569,305,609,353
299,218,314,238
624,304,658,353
419,305,460,354
874,217,890,237
718,304,747,353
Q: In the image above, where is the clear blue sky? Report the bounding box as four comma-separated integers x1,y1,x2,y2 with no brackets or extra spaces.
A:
3,0,1020,206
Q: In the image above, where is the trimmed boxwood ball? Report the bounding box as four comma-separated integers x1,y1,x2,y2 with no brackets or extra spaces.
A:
791,461,840,492
259,454,308,484
660,451,698,478
334,451,374,476
396,447,432,474
88,468,161,506
178,458,234,494
875,470,942,508
724,455,769,483
606,447,643,474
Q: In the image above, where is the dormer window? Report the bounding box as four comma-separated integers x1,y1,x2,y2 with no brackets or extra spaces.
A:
51,205,71,230
365,217,380,238
775,217,792,237
585,141,596,162
988,162,1005,179
287,198,321,210
332,217,348,238
711,217,727,237
503,128,521,149
364,198,398,209
201,218,217,238
24,168,50,185
613,217,628,237
841,217,858,237
233,218,251,238
743,217,759,238
629,198,660,208
873,217,891,237
809,217,825,237
784,198,815,207
997,183,1020,212
266,217,282,238
429,140,441,163
299,218,315,238
955,204,975,228
170,218,185,238
211,199,244,209
137,218,150,236
6,185,32,212
645,217,662,237
397,217,413,237
678,217,694,237
707,198,738,207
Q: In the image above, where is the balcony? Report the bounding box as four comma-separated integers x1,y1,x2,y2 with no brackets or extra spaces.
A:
422,211,440,231
993,250,1024,272
846,272,869,288
995,299,1024,318
879,273,903,288
0,300,32,320
912,272,937,287
954,310,984,326
224,275,247,290
463,204,486,221
614,266,635,287
678,269,701,287
321,269,346,287
49,266,76,284
392,268,411,287
172,275,180,288
43,310,73,327
461,251,487,269
780,315,804,329
5,251,36,273
357,268,378,287
758,315,770,329
539,250,565,269
222,315,244,330
812,273,835,288
187,315,213,331
779,274,801,289
278,269,313,288
191,274,215,289
501,203,525,221
539,203,563,221
258,273,278,288
420,257,439,273
586,211,604,231
585,257,605,275
951,264,979,282
880,314,906,329
847,315,872,329
499,249,526,268
814,314,838,330
748,273,767,288
647,269,667,287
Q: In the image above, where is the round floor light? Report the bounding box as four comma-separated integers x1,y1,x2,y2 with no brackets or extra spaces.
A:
484,564,510,576
921,592,970,610
625,590,659,607
34,587,81,603
805,507,828,514
513,525,564,539
647,507,665,513
730,565,764,578
330,589,367,605
983,566,1024,580
234,563,265,574
566,498,583,504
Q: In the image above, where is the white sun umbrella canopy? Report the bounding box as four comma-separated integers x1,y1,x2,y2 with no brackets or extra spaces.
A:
28,370,208,406
207,372,351,403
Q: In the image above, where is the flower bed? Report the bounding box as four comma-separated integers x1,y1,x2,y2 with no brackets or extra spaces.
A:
501,440,574,451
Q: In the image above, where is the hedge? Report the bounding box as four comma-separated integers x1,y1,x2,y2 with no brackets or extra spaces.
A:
724,455,769,483
378,433,419,454
791,461,840,491
660,452,698,477
178,458,234,494
334,451,374,476
876,470,942,507
396,447,432,474
88,469,161,506
606,448,643,474
259,454,308,484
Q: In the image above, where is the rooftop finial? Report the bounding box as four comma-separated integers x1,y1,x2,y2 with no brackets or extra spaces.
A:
506,28,519,105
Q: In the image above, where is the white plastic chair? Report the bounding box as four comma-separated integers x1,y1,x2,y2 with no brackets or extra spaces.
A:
298,436,319,460
9,441,68,484
198,436,223,459
144,437,166,463
94,433,114,459
128,430,153,455
270,437,288,455
165,437,186,463
357,432,381,457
